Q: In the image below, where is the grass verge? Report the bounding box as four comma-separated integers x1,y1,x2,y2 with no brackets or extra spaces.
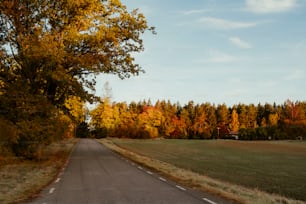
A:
99,138,305,204
0,138,78,204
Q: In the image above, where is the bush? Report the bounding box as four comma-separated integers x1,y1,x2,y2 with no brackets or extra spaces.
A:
92,128,108,139
11,115,67,160
0,118,17,155
76,122,89,138
256,127,269,140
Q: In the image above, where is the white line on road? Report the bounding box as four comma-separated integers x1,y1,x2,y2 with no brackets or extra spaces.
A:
138,166,143,170
176,185,186,191
49,188,55,194
146,171,153,175
203,198,218,204
55,178,61,183
159,177,167,182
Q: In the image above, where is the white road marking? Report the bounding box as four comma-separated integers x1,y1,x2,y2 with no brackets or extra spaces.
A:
49,188,55,194
146,171,153,175
203,198,218,204
55,178,61,183
138,166,143,170
159,177,167,182
176,185,186,191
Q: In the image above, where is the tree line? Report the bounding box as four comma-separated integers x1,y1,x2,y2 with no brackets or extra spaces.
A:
90,99,306,140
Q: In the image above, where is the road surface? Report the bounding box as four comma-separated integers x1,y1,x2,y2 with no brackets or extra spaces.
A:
26,139,229,204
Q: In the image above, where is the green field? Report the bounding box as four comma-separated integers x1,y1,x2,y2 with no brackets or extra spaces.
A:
111,139,306,201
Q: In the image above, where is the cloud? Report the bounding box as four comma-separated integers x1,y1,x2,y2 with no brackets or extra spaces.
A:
284,70,304,80
199,49,238,63
229,37,252,49
246,0,297,13
182,9,211,15
199,17,258,30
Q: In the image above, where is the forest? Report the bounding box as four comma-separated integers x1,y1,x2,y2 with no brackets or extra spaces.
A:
89,98,306,140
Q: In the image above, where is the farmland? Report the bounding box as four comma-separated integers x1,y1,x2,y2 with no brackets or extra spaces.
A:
110,139,306,202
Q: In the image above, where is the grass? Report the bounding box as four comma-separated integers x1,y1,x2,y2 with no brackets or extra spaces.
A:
0,138,78,204
101,138,306,204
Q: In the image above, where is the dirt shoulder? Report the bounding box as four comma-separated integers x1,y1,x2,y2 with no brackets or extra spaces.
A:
0,138,78,204
99,138,304,204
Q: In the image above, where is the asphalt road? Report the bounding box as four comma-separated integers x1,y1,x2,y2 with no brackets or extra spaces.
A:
26,139,229,204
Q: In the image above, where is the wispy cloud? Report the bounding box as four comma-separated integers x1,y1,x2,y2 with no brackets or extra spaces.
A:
284,70,304,80
229,37,252,49
246,0,297,13
182,9,211,15
198,49,238,63
199,17,259,30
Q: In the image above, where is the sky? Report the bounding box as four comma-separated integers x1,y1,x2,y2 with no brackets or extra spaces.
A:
95,0,306,106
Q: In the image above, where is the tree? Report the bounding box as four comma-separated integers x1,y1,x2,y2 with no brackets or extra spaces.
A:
138,106,164,138
238,104,248,129
192,104,210,138
247,104,258,128
64,96,87,124
268,113,279,126
102,81,113,101
0,0,153,157
285,100,302,121
179,108,191,139
90,98,116,137
216,104,229,125
229,109,240,132
1,0,153,106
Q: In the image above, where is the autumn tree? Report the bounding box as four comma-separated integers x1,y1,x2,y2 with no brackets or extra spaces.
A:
206,103,217,137
138,106,164,138
90,98,116,137
229,109,240,132
247,104,258,128
285,100,302,121
237,104,247,128
191,104,210,138
0,0,153,157
216,103,229,125
64,96,87,137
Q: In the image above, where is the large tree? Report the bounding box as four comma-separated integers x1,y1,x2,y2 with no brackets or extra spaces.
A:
0,0,154,107
0,0,153,158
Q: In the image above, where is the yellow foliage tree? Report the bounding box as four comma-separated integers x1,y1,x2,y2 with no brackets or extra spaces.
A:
64,96,86,124
138,107,164,138
229,109,240,132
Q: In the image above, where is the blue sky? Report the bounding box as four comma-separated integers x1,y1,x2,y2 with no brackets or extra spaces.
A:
96,0,306,106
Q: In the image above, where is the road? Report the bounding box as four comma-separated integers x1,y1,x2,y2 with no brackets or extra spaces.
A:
26,139,229,204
